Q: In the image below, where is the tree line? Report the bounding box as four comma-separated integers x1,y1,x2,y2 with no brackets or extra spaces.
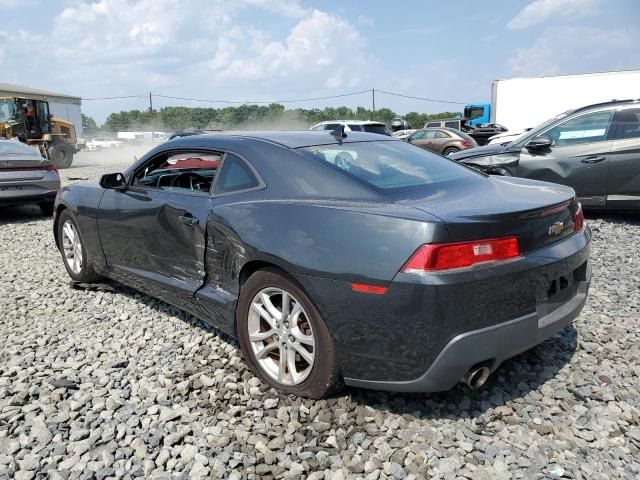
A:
82,104,461,134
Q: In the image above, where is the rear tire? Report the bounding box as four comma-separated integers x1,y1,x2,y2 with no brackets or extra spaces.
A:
48,142,73,169
443,147,459,156
39,202,54,217
237,268,343,398
57,210,101,283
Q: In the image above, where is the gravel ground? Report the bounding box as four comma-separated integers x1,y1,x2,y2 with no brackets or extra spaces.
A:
1,158,639,479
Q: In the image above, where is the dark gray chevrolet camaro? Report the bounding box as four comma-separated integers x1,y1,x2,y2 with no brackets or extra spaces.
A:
53,131,591,398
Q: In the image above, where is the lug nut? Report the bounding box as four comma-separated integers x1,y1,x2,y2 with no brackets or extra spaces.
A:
289,335,295,342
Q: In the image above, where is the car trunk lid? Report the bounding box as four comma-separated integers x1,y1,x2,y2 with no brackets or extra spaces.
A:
394,175,578,253
0,154,54,182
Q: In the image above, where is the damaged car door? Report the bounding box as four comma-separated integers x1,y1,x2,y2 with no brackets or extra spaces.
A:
97,150,219,306
516,110,614,208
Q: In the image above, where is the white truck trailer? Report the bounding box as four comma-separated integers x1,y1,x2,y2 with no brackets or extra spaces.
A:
489,70,640,132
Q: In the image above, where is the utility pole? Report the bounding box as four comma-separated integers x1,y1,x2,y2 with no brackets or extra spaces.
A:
149,92,154,141
372,88,376,120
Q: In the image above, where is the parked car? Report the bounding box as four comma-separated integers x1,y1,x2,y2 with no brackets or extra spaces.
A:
0,139,60,215
391,129,416,140
391,117,411,132
406,127,477,155
310,120,391,136
54,131,590,397
451,99,640,210
88,137,124,149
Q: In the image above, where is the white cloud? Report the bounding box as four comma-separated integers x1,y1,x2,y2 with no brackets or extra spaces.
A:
508,0,601,30
509,26,640,76
215,10,369,88
0,0,371,120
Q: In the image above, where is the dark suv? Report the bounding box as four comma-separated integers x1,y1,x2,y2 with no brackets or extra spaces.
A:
450,99,640,210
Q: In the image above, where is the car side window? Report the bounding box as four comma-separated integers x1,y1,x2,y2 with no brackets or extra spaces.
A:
540,111,614,146
613,108,640,140
435,130,450,139
214,153,260,195
132,151,221,194
444,121,459,129
411,131,427,140
425,122,440,128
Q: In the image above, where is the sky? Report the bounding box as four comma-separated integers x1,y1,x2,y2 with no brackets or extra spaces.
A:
1,0,639,123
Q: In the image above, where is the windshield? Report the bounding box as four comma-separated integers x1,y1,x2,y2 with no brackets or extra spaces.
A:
0,99,18,123
302,140,480,191
513,110,573,146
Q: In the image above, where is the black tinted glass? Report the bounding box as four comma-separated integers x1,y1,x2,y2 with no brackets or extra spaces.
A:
363,125,390,135
215,154,260,194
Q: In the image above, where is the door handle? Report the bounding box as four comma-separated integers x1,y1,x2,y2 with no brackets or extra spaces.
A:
581,156,606,164
178,215,199,226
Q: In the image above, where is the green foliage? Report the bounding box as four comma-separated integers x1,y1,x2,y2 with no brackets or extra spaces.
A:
81,114,98,134
100,104,462,132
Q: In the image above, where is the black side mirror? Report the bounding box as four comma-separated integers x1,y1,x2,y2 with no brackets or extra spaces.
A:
100,172,126,189
526,136,552,150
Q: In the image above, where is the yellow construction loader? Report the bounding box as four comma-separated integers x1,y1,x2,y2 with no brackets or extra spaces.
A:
0,97,85,168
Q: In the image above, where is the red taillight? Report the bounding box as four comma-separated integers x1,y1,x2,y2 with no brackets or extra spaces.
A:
573,202,584,231
460,140,472,148
351,283,388,295
401,236,520,272
45,163,58,172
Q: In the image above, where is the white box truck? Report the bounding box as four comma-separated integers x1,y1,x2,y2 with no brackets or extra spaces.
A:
464,70,640,136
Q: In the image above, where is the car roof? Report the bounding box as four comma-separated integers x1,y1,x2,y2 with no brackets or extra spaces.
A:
163,130,398,149
570,98,640,115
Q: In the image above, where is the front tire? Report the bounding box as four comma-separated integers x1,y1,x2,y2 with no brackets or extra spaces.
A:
57,210,101,283
237,268,342,398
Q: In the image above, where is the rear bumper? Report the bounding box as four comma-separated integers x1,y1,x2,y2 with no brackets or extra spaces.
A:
344,268,589,392
296,226,591,391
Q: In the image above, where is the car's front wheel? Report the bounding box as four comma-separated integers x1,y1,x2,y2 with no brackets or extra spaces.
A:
237,268,342,398
57,210,101,283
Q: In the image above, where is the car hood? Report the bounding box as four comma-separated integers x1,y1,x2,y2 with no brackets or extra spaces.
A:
449,143,513,161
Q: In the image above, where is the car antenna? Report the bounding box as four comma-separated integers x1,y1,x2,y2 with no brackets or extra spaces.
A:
330,124,347,143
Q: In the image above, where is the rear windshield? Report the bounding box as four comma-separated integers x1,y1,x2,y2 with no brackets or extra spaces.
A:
362,124,390,135
302,140,479,191
0,141,39,156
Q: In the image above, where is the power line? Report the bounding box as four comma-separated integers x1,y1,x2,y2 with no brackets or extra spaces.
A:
375,89,468,105
153,90,371,104
82,94,147,101
80,89,469,106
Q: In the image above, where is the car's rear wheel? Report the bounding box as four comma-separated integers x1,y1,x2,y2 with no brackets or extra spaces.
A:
57,210,101,283
443,147,459,156
237,268,342,398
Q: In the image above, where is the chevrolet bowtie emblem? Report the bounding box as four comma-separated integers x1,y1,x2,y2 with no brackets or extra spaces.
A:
548,221,564,235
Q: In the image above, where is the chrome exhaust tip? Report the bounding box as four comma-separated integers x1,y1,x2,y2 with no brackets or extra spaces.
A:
461,366,491,389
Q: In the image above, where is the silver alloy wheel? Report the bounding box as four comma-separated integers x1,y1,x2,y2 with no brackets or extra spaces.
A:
61,220,83,275
248,287,315,385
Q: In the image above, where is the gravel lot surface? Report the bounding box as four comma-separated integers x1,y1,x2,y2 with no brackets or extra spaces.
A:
1,152,639,479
